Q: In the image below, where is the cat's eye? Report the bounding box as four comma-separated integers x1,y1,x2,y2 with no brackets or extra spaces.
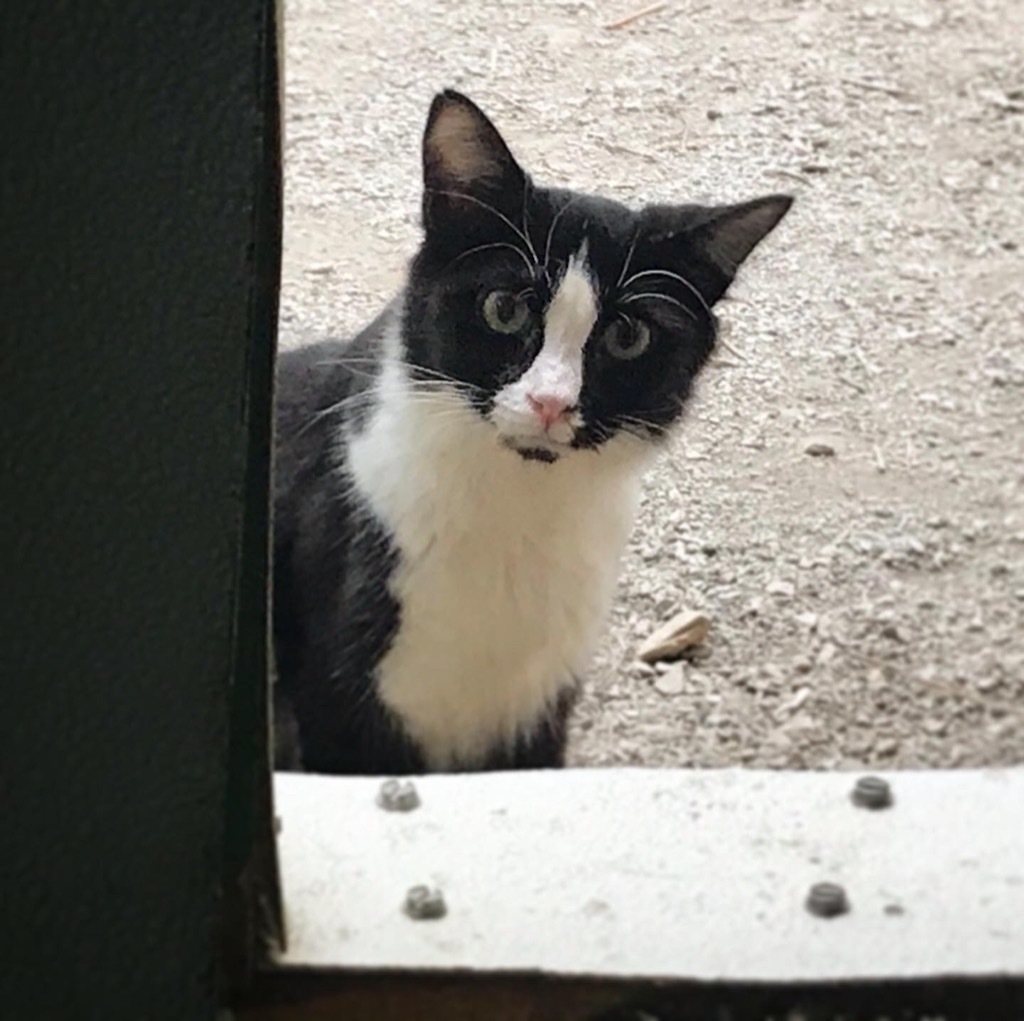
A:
602,316,651,360
481,290,531,335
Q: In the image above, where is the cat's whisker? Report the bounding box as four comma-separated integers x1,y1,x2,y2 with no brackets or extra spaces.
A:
316,364,382,384
407,391,479,405
615,229,641,290
585,423,616,446
605,426,647,448
589,418,653,452
612,414,652,432
612,410,676,437
408,379,478,399
446,241,536,278
620,291,699,322
296,385,476,437
520,179,537,267
427,188,539,267
309,358,485,400
408,364,478,384
296,399,378,436
407,371,480,389
617,418,658,433
313,356,469,387
542,195,582,278
310,381,462,409
398,400,473,417
620,268,711,316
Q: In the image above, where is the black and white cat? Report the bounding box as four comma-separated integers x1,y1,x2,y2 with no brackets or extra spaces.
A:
273,90,792,775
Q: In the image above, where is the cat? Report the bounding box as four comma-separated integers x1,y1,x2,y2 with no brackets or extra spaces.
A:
272,90,792,776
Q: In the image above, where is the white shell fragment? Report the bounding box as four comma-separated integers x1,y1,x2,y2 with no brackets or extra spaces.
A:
653,662,687,696
637,609,711,663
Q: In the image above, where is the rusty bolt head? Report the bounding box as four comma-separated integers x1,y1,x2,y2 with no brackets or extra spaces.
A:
377,778,420,812
806,882,850,918
404,885,446,920
851,775,893,810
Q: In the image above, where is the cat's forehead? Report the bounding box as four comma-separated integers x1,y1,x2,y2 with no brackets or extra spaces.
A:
532,187,637,277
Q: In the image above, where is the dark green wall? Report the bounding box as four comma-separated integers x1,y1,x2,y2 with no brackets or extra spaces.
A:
1,2,280,1018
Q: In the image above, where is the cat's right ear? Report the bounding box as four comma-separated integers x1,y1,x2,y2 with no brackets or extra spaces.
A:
421,91,526,234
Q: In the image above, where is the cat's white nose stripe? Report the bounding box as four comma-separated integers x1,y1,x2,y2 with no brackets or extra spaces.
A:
544,247,599,356
518,348,581,408
489,244,598,442
515,246,599,410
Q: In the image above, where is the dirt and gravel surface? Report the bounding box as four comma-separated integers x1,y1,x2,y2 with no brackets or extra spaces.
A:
280,0,1024,772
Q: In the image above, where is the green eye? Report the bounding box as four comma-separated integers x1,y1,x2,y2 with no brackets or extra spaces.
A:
482,290,531,335
603,316,651,360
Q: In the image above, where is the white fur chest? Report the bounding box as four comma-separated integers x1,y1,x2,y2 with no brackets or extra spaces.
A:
346,361,647,768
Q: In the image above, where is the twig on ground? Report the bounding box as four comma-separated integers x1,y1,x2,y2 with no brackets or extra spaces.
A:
851,345,878,376
769,168,813,186
837,374,868,395
841,77,910,100
603,2,669,30
595,138,657,162
905,437,917,468
741,13,798,24
717,336,749,363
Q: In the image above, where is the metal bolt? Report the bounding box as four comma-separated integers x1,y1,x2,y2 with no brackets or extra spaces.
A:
404,884,446,921
851,774,893,810
377,778,420,812
806,882,850,918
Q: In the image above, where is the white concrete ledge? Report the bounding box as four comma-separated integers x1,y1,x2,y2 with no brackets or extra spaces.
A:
272,768,1024,983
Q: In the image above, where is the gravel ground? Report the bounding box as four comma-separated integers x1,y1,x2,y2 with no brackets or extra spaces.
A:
280,0,1024,772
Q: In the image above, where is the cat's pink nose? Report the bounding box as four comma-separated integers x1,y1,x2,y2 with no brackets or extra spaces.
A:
527,394,569,429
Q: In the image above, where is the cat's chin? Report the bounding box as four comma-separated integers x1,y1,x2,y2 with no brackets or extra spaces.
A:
500,436,565,464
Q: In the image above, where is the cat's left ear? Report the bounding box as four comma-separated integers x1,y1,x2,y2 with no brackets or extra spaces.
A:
692,194,794,277
648,194,793,304
421,90,527,233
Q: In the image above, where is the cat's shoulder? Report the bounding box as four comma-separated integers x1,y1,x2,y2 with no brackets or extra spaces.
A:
278,300,401,432
274,299,400,508
278,301,396,405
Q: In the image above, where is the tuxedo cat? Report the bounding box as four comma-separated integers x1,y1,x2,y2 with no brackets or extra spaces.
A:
273,90,792,775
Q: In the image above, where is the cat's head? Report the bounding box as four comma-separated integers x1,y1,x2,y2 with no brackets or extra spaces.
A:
403,90,792,464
